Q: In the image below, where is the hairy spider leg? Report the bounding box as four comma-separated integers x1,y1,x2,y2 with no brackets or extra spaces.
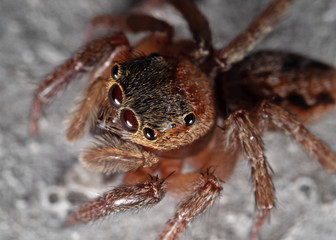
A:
64,174,168,226
257,101,336,173
85,12,173,43
30,33,129,135
216,0,294,70
156,170,222,240
167,0,213,59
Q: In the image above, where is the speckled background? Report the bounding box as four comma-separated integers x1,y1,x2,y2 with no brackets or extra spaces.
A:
1,0,336,239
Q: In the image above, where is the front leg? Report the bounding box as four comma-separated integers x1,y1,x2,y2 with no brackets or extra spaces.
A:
64,133,162,225
156,169,222,240
30,33,129,135
65,174,167,226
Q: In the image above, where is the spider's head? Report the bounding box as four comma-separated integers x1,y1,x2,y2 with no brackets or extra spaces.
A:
105,53,215,151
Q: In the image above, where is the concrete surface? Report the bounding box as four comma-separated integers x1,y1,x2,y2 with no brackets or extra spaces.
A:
1,0,336,239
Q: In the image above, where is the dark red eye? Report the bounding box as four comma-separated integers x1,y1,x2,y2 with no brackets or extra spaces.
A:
143,128,157,140
111,64,119,80
121,109,138,132
108,84,123,108
184,113,195,127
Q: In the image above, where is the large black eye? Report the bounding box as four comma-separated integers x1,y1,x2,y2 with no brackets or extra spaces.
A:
143,128,157,140
108,84,123,108
121,109,138,132
111,64,119,80
184,113,195,127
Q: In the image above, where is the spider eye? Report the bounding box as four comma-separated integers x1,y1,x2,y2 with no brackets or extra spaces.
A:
108,84,123,108
143,127,157,140
111,64,119,80
184,113,195,127
148,52,161,58
121,109,138,132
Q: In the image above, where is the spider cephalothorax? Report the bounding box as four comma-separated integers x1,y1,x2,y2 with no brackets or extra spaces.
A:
104,54,215,151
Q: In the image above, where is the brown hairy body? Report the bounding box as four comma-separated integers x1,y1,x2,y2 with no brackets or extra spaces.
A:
30,0,336,239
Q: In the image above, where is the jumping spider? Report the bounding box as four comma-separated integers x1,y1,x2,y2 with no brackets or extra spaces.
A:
30,0,336,239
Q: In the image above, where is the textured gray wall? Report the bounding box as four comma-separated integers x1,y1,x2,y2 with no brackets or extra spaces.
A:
1,0,336,239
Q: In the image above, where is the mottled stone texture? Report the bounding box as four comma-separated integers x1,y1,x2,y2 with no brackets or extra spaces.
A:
1,0,336,239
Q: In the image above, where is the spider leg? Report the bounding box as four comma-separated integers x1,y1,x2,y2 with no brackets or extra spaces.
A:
156,170,222,240
65,76,107,142
29,33,129,135
257,101,336,173
167,0,213,59
150,128,241,239
85,12,173,42
64,174,167,226
224,110,275,240
216,0,294,70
